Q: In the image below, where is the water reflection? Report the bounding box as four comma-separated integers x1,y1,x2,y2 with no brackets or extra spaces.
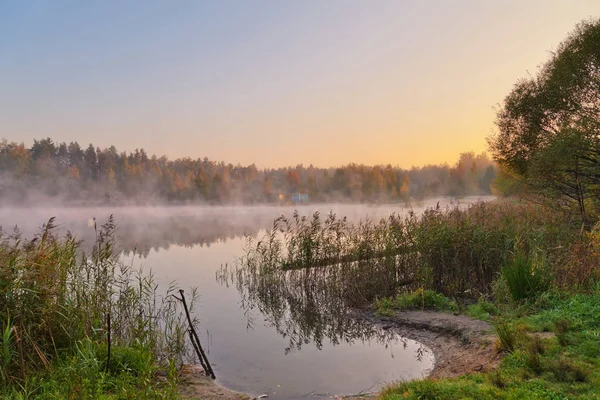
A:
218,245,430,363
0,208,275,256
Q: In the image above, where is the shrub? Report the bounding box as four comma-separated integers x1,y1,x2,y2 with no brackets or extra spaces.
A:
393,289,458,311
467,298,500,320
556,225,600,289
97,343,153,376
376,289,458,315
374,297,396,317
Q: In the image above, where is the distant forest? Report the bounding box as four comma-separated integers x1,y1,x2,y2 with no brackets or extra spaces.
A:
0,138,496,205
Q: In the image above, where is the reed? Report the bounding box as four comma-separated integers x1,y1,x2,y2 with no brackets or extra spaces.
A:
501,253,551,301
233,201,574,311
0,217,196,395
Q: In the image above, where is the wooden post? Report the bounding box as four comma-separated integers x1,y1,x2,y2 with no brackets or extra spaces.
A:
177,289,215,379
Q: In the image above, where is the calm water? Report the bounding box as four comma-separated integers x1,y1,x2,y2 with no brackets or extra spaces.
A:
0,196,492,399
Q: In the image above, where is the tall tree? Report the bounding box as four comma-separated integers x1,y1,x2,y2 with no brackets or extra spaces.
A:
489,18,600,221
84,144,98,182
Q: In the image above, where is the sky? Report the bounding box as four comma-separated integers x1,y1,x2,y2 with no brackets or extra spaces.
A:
1,1,599,168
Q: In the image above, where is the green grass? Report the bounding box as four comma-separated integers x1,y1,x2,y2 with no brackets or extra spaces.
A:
466,299,500,321
2,340,180,400
375,289,459,316
379,292,600,400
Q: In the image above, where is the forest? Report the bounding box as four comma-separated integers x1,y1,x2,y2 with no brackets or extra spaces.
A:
0,139,496,205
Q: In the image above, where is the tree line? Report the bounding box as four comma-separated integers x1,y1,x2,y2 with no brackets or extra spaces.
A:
0,138,495,205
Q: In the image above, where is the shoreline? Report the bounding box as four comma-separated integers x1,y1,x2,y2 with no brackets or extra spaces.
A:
179,309,499,399
361,309,499,380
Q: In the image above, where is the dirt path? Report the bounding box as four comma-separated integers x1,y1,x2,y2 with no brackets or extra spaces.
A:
178,310,499,399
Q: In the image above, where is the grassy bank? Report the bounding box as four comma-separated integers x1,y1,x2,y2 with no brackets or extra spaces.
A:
379,290,600,399
0,218,196,399
364,202,600,398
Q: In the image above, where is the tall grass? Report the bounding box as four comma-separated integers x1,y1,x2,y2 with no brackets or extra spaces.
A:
0,217,196,393
232,201,574,311
414,201,569,297
501,253,551,301
493,319,518,352
0,316,14,384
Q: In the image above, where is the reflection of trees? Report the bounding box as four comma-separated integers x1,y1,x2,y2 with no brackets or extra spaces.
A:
218,238,428,359
7,213,277,257
114,214,272,257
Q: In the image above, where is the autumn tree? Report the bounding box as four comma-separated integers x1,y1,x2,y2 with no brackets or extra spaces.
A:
286,170,301,192
263,175,273,201
489,18,600,222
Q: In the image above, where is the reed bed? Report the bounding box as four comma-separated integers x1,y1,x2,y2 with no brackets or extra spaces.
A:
231,201,578,312
0,217,196,394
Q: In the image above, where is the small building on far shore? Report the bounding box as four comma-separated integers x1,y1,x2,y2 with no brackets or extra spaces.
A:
292,193,309,203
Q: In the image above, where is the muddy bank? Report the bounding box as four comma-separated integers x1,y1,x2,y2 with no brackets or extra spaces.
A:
179,310,499,399
177,365,252,400
362,309,500,379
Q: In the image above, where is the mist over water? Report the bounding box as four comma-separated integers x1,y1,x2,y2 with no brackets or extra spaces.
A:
0,196,492,253
0,196,493,399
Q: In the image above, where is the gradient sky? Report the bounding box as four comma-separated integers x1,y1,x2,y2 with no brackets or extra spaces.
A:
1,1,599,168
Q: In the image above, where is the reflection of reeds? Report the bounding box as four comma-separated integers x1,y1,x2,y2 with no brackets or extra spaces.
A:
0,217,197,384
222,201,572,352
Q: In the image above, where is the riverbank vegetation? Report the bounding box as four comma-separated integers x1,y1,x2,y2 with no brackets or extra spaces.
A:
235,200,581,305
376,16,600,400
0,218,197,399
230,192,600,397
231,196,600,398
378,291,600,399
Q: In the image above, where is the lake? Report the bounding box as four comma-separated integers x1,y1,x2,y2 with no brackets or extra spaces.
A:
0,196,493,399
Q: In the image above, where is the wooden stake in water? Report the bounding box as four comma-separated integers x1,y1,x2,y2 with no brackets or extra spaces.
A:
176,289,216,379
